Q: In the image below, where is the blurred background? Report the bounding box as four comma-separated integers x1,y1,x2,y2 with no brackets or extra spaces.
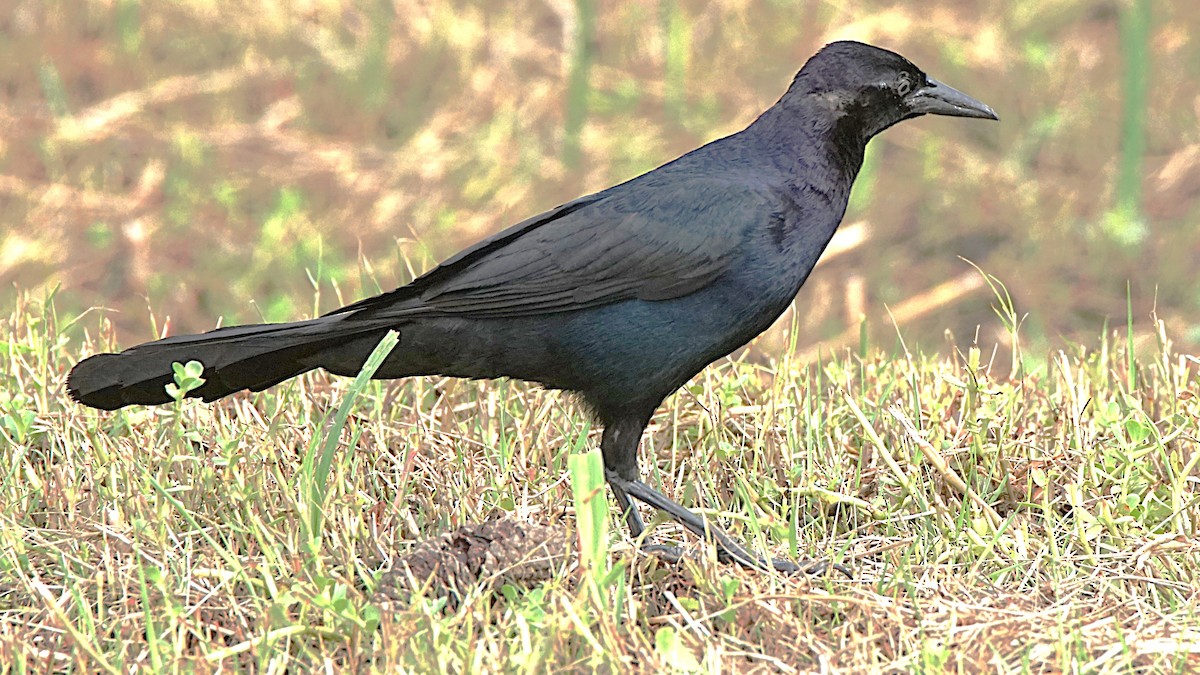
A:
1,0,1196,364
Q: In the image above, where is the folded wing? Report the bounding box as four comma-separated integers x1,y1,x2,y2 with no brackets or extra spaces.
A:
336,177,769,320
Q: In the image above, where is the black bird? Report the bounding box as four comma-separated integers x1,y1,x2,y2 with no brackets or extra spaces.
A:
68,41,997,572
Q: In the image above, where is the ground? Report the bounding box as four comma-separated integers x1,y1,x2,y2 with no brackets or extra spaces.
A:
1,291,1197,672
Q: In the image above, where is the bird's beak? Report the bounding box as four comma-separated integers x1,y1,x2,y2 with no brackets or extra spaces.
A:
909,77,998,120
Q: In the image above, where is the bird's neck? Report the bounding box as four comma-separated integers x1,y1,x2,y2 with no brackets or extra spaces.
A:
744,101,866,201
739,102,864,222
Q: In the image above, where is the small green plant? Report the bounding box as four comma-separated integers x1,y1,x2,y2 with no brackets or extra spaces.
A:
500,584,550,627
299,330,400,557
310,575,381,638
654,626,701,673
165,360,206,401
0,394,39,445
567,442,629,631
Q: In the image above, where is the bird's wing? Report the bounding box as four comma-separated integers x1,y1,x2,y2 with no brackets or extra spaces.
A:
335,177,767,320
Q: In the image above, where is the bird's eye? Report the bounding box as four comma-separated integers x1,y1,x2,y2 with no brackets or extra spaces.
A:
897,76,913,96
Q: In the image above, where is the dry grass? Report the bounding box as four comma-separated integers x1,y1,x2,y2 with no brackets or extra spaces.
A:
3,1,1200,671
2,288,1198,672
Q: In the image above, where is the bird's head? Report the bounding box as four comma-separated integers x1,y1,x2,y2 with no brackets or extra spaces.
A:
784,41,997,143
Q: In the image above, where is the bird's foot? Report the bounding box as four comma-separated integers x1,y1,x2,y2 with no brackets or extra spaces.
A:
612,476,852,576
638,543,687,564
638,541,851,577
751,555,853,577
713,546,851,576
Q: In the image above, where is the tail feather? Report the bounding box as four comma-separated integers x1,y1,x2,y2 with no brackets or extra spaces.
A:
67,317,389,410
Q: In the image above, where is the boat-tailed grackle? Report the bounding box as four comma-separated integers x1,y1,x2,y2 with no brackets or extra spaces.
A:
69,41,998,572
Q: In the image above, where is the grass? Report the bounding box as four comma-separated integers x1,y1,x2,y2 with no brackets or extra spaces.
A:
3,3,1200,669
2,286,1198,672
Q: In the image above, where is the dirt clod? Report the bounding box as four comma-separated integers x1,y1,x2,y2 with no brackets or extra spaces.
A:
374,519,570,608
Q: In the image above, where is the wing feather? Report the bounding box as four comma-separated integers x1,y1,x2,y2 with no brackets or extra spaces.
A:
343,178,773,320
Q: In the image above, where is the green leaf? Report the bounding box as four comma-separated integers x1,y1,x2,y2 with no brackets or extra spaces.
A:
655,626,701,673
166,360,206,400
300,331,399,555
1124,418,1151,444
568,447,609,575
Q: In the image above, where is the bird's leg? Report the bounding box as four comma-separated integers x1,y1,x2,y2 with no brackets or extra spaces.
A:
600,413,689,564
599,414,845,575
608,474,842,574
607,478,646,537
607,476,691,563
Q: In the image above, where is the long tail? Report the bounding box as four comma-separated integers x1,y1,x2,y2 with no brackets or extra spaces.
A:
67,316,390,410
